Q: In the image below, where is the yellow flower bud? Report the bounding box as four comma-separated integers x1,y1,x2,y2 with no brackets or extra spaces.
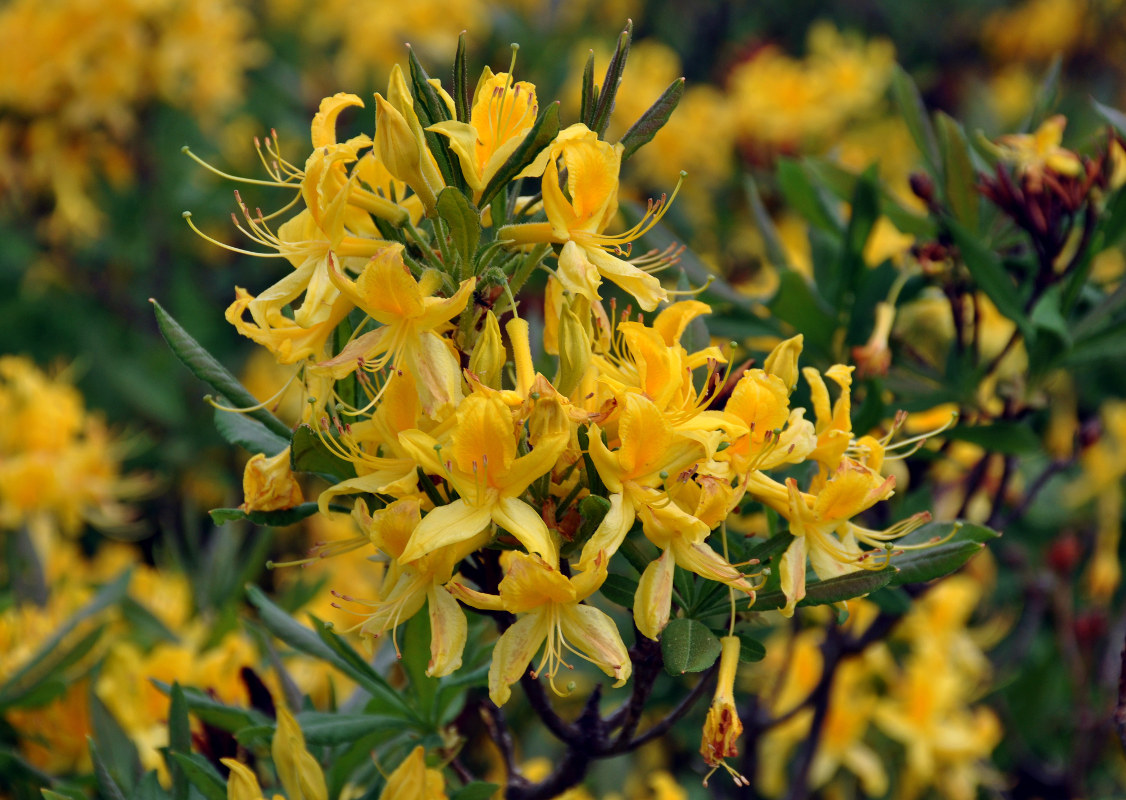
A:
241,447,303,512
378,746,447,800
222,759,266,800
375,93,438,213
700,635,743,769
272,705,327,800
468,311,504,389
763,334,803,393
505,317,535,397
556,298,592,397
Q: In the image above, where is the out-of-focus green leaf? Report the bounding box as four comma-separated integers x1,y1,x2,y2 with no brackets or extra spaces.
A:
1025,56,1062,130
1093,98,1126,137
129,771,167,800
152,682,268,732
168,753,225,800
152,299,291,439
436,187,481,270
736,631,767,663
167,683,191,800
891,65,939,175
802,159,935,238
744,532,795,564
1030,285,1071,346
745,173,793,271
451,783,502,800
776,159,842,235
770,271,838,352
836,167,880,303
600,573,639,608
90,694,141,795
619,77,684,162
937,113,980,231
946,219,1031,336
295,711,407,745
661,618,722,675
1068,318,1126,364
753,567,896,612
89,739,129,800
479,102,560,209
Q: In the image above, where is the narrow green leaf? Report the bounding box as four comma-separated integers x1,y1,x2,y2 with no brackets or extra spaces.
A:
295,711,406,745
890,541,985,586
1093,98,1126,138
169,753,226,800
213,408,289,457
246,586,415,719
209,502,322,527
453,33,470,123
744,532,794,565
591,22,633,137
937,113,980,231
129,771,167,800
1068,318,1126,364
745,173,793,272
600,573,639,608
167,684,191,800
619,78,684,162
151,299,291,439
776,159,843,234
436,187,481,268
89,739,129,800
90,694,141,794
867,587,912,614
0,570,129,707
890,65,939,175
1030,285,1071,346
836,167,880,304
735,632,766,663
803,159,936,238
1025,55,1062,130
400,612,437,714
752,567,896,611
152,681,269,732
479,102,560,208
945,218,1030,336
660,618,722,675
406,45,462,192
290,424,357,482
770,271,839,352
579,49,597,127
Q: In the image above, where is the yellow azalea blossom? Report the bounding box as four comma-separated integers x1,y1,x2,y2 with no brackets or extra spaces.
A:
778,461,897,617
720,368,816,476
350,498,478,677
995,114,1083,190
311,243,474,415
429,68,539,201
803,364,857,479
241,447,303,512
379,746,448,800
223,759,273,800
396,391,567,564
499,124,675,311
451,550,630,705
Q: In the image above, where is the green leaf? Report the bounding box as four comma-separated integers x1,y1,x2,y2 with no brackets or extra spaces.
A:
776,159,842,235
151,299,291,440
453,33,470,123
1068,318,1126,364
946,218,1030,336
770,271,838,352
90,694,141,795
209,502,322,527
89,739,129,800
436,187,481,269
867,586,912,615
0,570,129,708
296,711,407,746
945,422,1041,455
619,78,685,162
245,586,416,719
400,611,437,715
660,618,722,675
129,771,167,800
580,49,597,128
479,102,560,209
752,567,896,612
167,684,191,800
889,521,999,587
744,532,794,565
745,173,792,272
1093,98,1126,138
836,167,880,304
213,408,289,456
1030,285,1071,346
890,65,939,175
803,159,935,238
406,46,461,193
290,424,357,482
152,682,269,732
735,631,766,663
1025,55,1062,130
600,573,639,608
168,753,225,800
590,22,633,137
451,783,502,800
937,113,980,231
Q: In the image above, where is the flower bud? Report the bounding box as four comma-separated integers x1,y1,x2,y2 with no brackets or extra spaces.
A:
506,317,535,397
241,447,303,512
222,760,265,800
700,635,743,768
379,746,447,800
763,334,803,393
469,310,504,389
375,94,438,213
272,704,328,800
555,299,592,397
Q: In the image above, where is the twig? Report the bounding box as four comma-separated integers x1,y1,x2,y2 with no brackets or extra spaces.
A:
610,663,718,753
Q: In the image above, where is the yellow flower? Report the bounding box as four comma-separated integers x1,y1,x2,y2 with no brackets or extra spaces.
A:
429,68,539,201
995,114,1083,189
700,636,746,786
499,124,675,311
241,447,304,512
451,550,630,705
311,243,474,415
273,704,328,800
396,392,567,564
379,746,447,800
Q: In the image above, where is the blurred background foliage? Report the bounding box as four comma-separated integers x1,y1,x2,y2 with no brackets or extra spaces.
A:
3,0,1126,798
